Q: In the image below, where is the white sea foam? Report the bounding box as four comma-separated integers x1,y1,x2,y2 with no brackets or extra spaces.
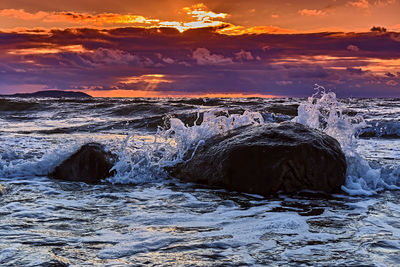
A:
0,134,122,179
0,137,78,178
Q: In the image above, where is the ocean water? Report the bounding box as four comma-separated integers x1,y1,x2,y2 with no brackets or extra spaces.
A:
1,91,400,266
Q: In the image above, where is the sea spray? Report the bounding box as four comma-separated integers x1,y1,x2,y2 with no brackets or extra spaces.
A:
108,109,264,184
293,85,400,195
293,85,363,150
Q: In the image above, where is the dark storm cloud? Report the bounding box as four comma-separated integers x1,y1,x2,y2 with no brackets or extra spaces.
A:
0,27,399,96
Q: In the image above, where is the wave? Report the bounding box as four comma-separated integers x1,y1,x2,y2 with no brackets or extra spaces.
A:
0,109,265,182
265,104,299,117
110,103,171,116
169,98,223,106
1,90,400,196
101,91,400,196
0,141,83,179
0,99,45,112
358,121,400,138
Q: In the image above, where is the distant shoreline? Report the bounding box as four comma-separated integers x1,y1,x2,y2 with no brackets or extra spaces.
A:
0,90,92,98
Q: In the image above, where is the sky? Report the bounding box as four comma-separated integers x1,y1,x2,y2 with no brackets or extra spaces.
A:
0,0,399,97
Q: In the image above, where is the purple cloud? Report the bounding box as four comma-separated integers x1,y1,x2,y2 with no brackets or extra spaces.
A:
0,27,399,97
192,48,233,65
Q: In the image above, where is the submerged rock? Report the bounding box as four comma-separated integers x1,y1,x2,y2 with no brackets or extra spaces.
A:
49,143,116,184
169,122,346,196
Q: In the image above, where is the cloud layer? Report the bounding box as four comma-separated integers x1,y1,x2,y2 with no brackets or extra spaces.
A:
0,26,399,97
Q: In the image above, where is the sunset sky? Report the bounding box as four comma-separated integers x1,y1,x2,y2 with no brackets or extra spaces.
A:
0,0,399,97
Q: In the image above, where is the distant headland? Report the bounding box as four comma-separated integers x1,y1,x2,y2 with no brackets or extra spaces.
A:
0,90,92,98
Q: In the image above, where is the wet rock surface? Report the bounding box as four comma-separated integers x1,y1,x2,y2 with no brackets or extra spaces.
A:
49,143,116,184
169,122,347,196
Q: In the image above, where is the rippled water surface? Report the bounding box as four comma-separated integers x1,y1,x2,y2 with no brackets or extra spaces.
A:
1,95,400,266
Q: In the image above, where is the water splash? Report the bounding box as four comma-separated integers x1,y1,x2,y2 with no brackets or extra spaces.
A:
293,84,400,195
108,109,264,184
293,85,365,150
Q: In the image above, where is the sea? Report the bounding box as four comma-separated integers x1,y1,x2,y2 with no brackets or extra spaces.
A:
1,89,400,266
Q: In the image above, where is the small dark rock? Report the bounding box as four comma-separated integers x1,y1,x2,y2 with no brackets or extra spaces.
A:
168,122,347,196
49,143,116,184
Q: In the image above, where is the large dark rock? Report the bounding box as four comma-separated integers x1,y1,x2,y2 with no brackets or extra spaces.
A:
168,122,347,196
49,143,116,184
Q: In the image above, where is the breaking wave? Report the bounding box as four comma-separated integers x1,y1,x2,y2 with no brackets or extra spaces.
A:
1,87,400,196
293,85,400,195
358,121,400,138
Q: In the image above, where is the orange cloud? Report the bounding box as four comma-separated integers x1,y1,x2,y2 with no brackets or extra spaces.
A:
7,45,87,55
298,9,327,16
361,58,400,75
348,0,397,8
391,24,400,31
0,9,48,20
121,74,171,84
0,4,229,32
348,0,370,8
159,20,225,32
0,5,326,36
0,9,158,26
119,74,172,90
375,0,397,7
182,3,228,21
159,3,228,32
218,25,296,35
45,12,159,25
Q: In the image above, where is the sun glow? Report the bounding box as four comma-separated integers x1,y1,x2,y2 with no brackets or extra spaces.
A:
7,44,87,55
120,74,172,85
117,74,173,91
158,3,228,32
85,89,280,98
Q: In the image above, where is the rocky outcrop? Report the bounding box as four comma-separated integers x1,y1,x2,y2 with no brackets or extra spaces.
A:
49,143,116,184
168,122,347,196
1,90,92,98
